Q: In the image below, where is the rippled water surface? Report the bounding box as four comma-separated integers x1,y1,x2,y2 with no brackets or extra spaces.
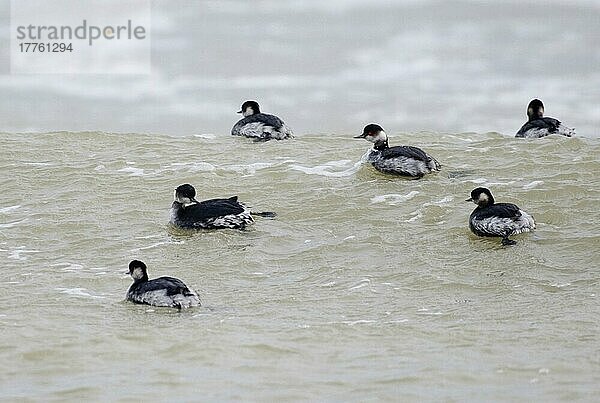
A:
1,1,600,399
1,131,599,401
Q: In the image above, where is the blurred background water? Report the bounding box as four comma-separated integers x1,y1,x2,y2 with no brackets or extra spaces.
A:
1,1,600,401
0,0,599,137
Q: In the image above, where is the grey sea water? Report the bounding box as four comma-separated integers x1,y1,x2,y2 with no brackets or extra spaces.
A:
1,0,600,401
1,131,599,401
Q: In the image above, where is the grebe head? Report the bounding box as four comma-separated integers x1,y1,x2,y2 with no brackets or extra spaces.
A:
238,100,261,117
466,187,495,207
128,260,148,282
354,123,388,147
174,184,198,206
527,99,544,121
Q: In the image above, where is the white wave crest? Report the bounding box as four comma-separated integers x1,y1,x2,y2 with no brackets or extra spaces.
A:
371,191,420,205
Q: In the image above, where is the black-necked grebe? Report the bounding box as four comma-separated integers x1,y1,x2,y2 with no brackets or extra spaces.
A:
466,187,535,246
126,260,200,309
170,184,274,230
355,124,440,178
231,100,294,141
516,99,575,138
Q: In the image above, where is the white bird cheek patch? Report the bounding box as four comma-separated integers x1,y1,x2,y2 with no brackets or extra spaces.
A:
132,267,145,280
373,131,387,143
